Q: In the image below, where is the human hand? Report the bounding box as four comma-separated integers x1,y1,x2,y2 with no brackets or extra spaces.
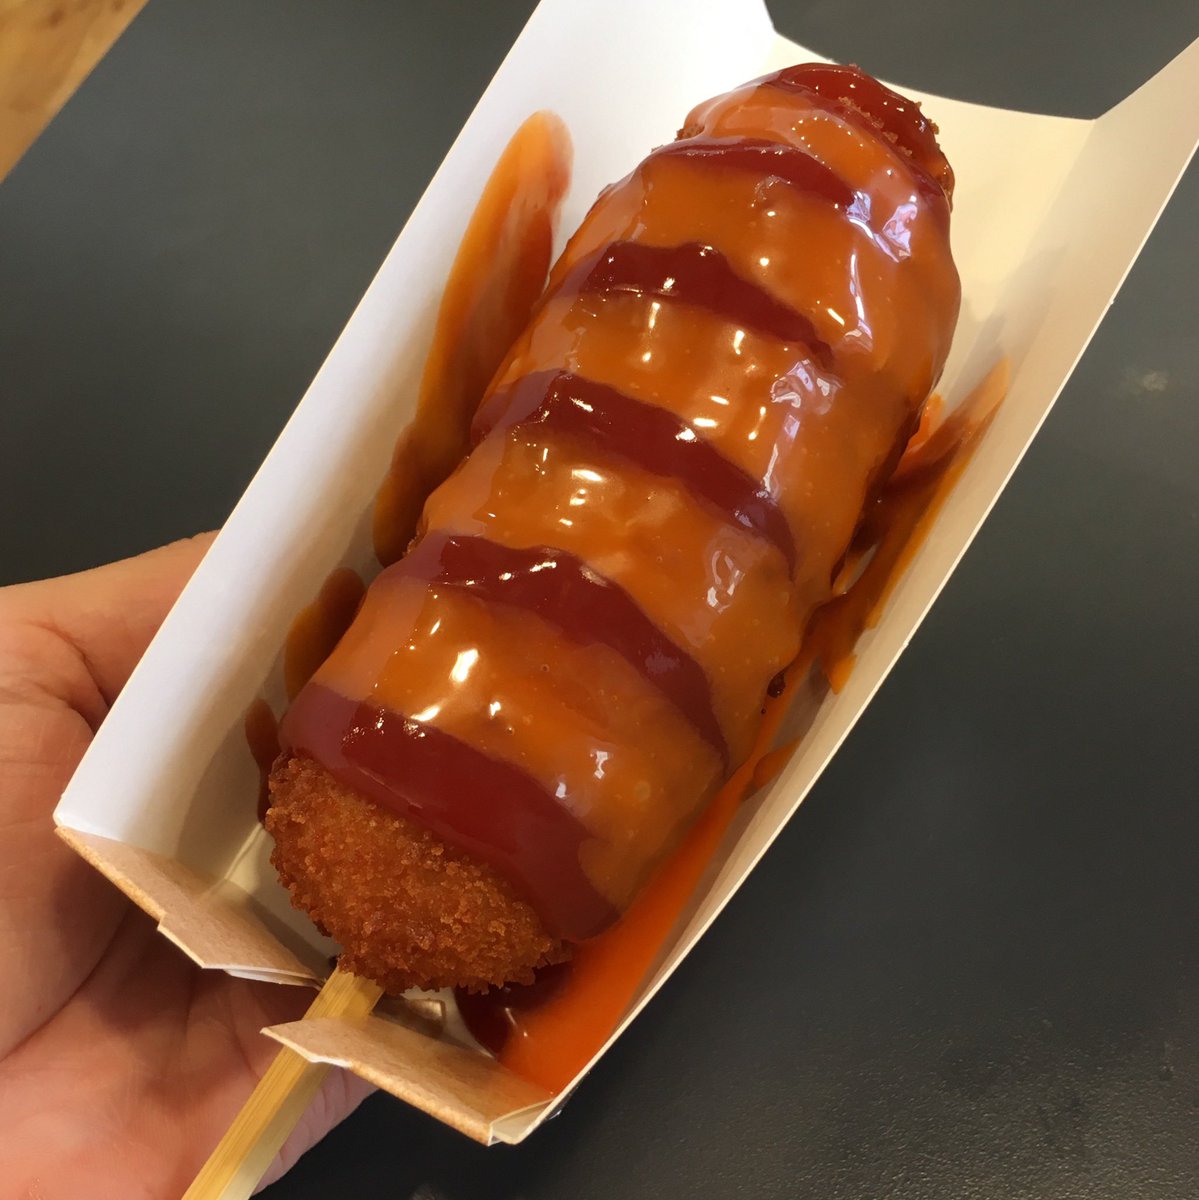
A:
0,538,372,1199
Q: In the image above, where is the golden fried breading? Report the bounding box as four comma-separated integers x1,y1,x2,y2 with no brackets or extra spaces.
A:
265,756,567,994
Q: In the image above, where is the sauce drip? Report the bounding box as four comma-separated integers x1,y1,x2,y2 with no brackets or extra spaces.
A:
244,698,281,823
373,112,573,566
456,361,1008,1092
283,568,366,701
750,736,802,790
568,241,834,366
474,370,796,572
279,683,616,940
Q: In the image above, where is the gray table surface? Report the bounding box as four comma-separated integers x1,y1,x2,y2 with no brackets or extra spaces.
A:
2,2,1197,1197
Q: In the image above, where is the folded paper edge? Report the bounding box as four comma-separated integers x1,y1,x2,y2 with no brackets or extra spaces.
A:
262,1014,555,1145
56,826,324,984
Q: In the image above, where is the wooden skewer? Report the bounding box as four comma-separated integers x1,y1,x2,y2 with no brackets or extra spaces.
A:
183,967,383,1200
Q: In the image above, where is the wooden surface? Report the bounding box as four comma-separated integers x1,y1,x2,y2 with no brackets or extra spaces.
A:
0,0,148,180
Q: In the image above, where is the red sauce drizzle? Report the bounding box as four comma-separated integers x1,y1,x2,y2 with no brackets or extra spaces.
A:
473,370,797,573
808,364,1008,688
382,532,729,767
763,63,953,216
568,241,834,367
456,362,1008,1093
649,136,854,209
279,684,616,941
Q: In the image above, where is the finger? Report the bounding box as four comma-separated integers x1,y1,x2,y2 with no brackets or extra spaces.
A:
254,1068,377,1192
1,533,215,721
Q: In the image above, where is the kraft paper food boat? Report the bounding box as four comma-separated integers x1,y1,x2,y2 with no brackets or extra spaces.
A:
54,0,1199,1146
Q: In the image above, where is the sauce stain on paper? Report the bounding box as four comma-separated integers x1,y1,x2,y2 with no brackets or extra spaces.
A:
373,111,573,566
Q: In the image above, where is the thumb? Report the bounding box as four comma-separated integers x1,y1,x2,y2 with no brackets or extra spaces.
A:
1,534,215,725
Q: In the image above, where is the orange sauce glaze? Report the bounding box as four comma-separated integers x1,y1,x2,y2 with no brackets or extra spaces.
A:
282,63,962,937
456,359,1009,1094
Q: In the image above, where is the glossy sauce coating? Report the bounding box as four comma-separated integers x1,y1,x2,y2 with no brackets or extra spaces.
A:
281,64,961,940
474,369,797,571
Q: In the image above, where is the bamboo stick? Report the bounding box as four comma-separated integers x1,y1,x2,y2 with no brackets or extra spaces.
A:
183,967,383,1200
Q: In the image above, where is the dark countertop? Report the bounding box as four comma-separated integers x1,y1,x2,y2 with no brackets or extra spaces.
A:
2,2,1196,1196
